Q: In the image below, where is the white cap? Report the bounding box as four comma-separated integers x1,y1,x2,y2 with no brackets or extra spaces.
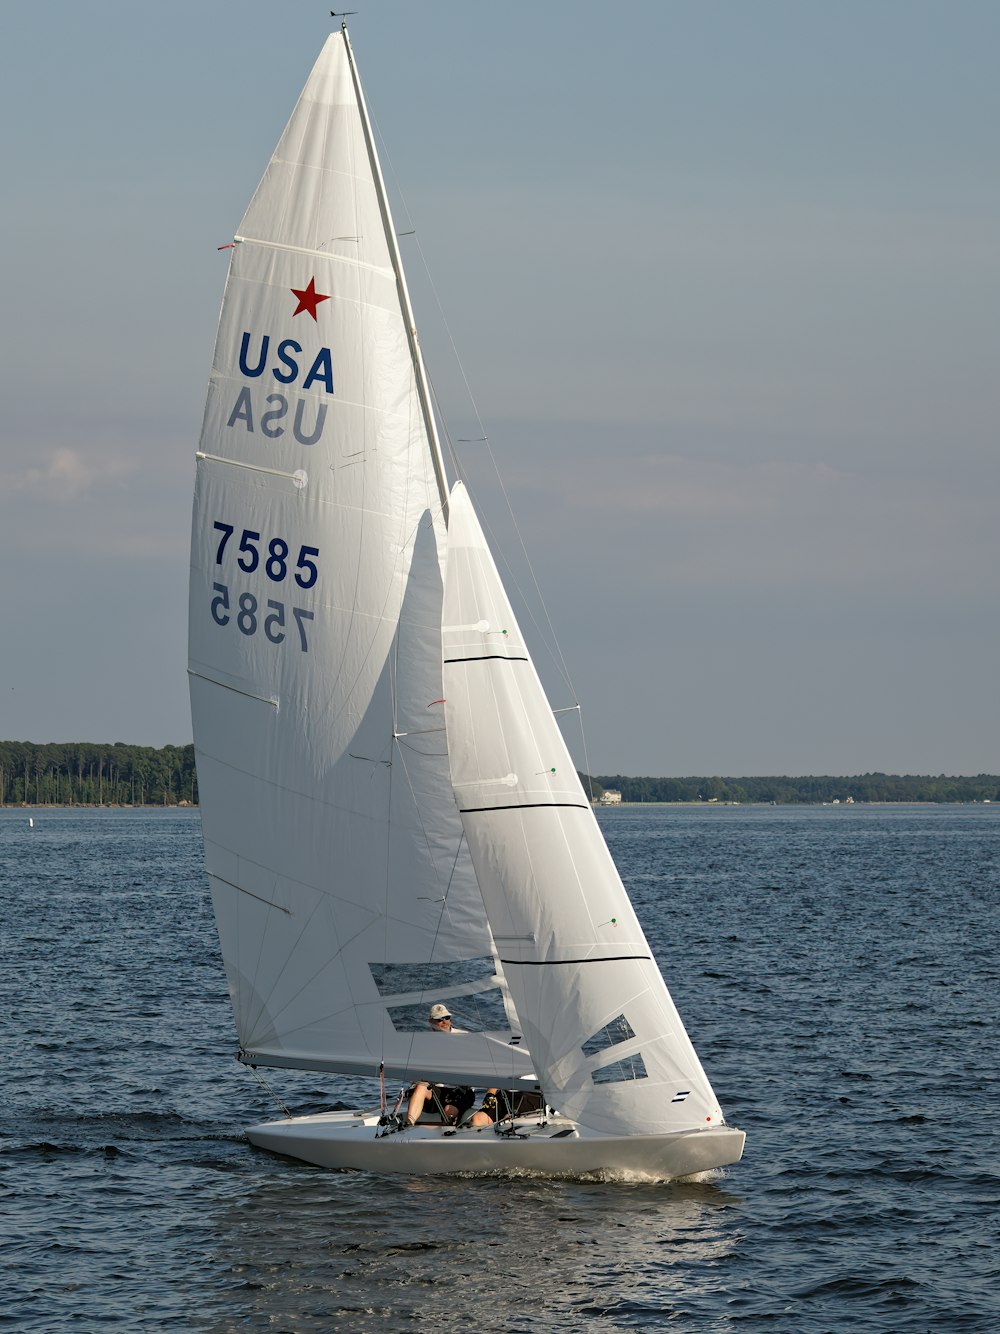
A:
429,1004,451,1020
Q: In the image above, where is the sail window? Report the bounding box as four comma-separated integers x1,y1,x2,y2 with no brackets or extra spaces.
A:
370,957,496,997
591,1053,648,1085
387,987,510,1033
581,1014,636,1058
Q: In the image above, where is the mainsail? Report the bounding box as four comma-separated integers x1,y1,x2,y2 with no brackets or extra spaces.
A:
188,32,531,1088
442,483,724,1137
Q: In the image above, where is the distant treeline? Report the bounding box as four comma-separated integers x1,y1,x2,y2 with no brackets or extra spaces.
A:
2,743,996,808
590,773,1000,804
0,742,197,807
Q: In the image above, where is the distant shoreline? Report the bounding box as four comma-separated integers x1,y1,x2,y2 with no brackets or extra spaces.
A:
589,772,1000,805
4,798,995,811
594,795,997,805
2,802,198,810
2,741,996,808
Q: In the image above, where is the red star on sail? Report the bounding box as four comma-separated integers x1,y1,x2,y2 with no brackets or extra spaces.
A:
290,277,330,321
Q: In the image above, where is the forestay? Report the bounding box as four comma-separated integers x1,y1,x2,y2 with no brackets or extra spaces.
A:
188,32,531,1088
442,483,725,1136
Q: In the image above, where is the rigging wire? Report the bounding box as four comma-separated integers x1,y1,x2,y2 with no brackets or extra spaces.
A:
246,1064,294,1118
369,112,599,794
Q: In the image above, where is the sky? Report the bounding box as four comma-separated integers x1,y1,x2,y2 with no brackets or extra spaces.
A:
2,0,997,776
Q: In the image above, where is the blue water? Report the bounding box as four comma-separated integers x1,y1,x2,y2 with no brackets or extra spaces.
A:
2,803,997,1331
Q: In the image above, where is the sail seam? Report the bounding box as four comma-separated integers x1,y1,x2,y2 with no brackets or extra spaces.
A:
459,802,590,813
444,654,529,664
210,874,292,916
500,956,652,966
187,669,279,708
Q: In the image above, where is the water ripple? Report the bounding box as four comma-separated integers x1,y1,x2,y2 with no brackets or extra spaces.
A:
3,805,998,1332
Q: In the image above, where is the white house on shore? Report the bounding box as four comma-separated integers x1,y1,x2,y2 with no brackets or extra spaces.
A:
600,790,622,805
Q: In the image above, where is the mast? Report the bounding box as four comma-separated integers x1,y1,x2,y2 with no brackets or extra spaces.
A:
340,22,451,519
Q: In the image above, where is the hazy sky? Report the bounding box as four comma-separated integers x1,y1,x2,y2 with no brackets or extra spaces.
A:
2,0,997,775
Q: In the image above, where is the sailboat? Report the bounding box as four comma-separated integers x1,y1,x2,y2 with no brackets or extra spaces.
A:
188,23,744,1179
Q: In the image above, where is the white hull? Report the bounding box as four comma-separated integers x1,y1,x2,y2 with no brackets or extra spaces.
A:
246,1110,746,1180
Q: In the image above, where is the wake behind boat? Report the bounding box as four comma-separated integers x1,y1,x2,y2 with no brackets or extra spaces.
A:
188,22,744,1180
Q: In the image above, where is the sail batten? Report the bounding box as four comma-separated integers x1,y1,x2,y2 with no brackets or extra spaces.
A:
233,236,386,268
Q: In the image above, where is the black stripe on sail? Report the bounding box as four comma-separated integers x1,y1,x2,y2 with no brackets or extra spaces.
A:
500,955,651,966
444,654,529,664
459,802,590,814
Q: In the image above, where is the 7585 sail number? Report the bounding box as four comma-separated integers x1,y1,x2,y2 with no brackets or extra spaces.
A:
212,522,319,586
209,521,320,652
